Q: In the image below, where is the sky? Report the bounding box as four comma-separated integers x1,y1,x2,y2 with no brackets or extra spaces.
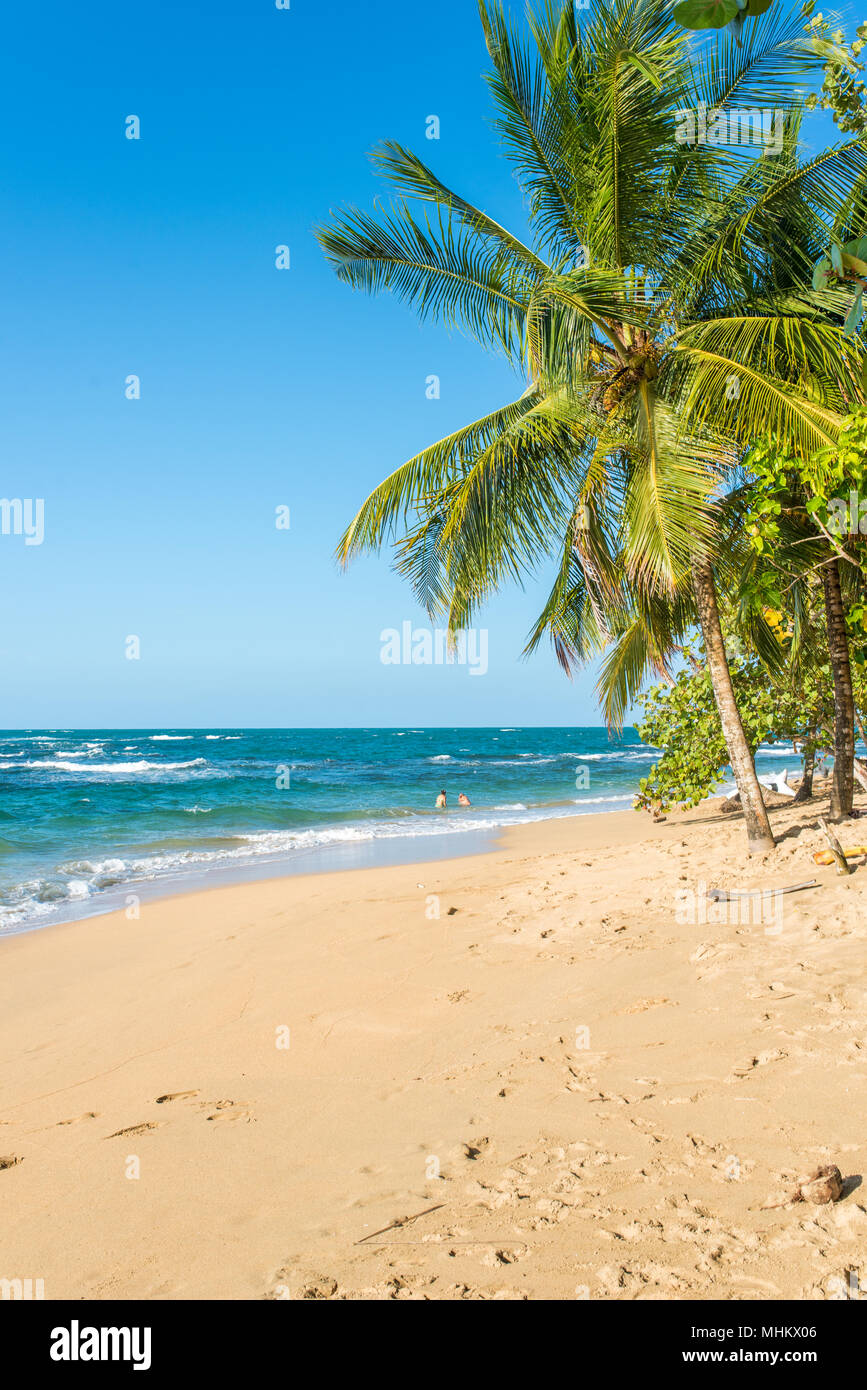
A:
0,0,856,729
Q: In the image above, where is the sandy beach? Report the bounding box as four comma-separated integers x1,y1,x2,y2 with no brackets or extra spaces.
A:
2,792,866,1302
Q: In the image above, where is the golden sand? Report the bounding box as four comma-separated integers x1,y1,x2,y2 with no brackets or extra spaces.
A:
1,795,865,1300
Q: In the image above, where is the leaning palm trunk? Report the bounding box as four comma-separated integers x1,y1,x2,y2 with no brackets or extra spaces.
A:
821,554,855,820
792,736,816,804
691,558,775,852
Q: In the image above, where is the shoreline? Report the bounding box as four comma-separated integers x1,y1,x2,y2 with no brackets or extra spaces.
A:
2,791,865,1299
1,726,830,941
0,797,635,939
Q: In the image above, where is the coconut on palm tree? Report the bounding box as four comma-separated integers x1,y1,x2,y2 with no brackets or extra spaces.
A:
317,0,866,852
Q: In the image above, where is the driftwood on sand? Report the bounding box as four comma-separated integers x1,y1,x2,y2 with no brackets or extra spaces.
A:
817,817,852,876
705,880,817,902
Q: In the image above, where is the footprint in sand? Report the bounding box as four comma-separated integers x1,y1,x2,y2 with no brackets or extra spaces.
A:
155,1091,199,1104
56,1112,99,1126
0,1155,22,1170
727,1048,787,1082
480,1245,528,1267
618,997,673,1015
460,1137,491,1161
199,1099,253,1124
105,1122,163,1139
565,1066,595,1093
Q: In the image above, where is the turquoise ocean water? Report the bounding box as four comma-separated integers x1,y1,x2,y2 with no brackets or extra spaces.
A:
0,726,805,933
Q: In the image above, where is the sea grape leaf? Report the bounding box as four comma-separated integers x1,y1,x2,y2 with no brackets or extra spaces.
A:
673,0,740,30
843,291,864,339
841,251,867,276
811,256,834,290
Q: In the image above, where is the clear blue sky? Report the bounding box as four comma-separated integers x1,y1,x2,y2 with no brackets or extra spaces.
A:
0,0,853,728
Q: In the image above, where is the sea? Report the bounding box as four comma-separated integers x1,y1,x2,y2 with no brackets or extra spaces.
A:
0,726,806,933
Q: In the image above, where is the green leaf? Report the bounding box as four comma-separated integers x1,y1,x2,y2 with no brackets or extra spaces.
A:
811,256,834,291
727,10,746,41
843,291,864,339
673,0,739,30
623,50,662,90
830,242,844,276
744,0,773,13
842,250,867,276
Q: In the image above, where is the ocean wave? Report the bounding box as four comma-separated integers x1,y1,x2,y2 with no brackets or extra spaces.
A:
0,758,208,773
150,735,193,741
573,794,635,805
422,749,655,768
0,897,62,930
577,750,657,761
59,858,126,878
0,797,634,934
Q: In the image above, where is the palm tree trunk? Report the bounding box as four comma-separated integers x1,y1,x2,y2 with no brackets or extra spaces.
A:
691,558,775,852
821,553,855,821
792,737,816,804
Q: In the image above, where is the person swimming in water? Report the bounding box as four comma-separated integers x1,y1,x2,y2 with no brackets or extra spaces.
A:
436,790,447,809
458,792,471,807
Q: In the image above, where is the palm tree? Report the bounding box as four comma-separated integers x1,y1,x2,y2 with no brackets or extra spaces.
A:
734,453,863,820
317,0,865,852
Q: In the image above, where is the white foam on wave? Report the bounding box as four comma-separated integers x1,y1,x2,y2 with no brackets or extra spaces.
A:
0,795,634,934
150,735,193,741
0,897,61,931
1,758,208,773
141,802,632,873
576,750,657,761
60,858,126,877
573,794,635,805
423,749,656,768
